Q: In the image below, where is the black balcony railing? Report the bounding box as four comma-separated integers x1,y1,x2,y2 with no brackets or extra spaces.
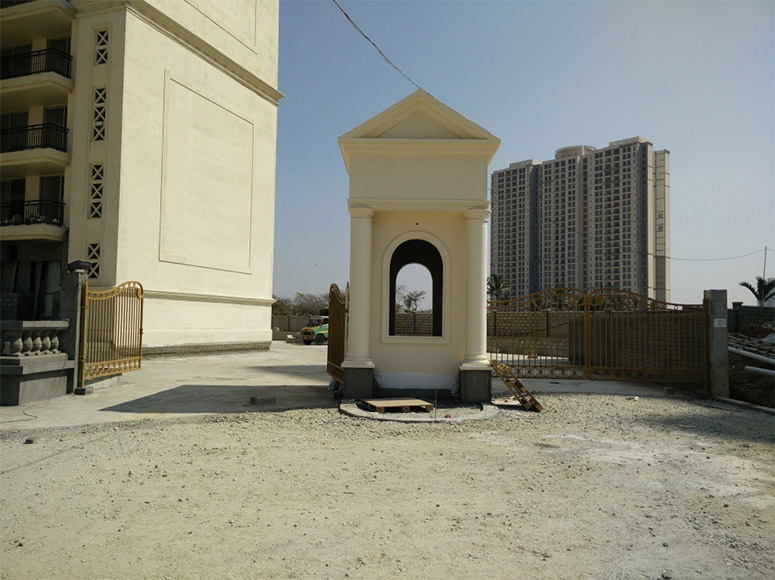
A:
0,200,65,227
0,48,72,79
0,124,68,153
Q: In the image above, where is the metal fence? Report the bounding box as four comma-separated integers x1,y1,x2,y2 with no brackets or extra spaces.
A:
489,288,707,384
80,281,144,383
326,283,347,384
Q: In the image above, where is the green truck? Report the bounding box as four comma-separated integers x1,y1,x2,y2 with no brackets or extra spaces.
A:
301,315,328,345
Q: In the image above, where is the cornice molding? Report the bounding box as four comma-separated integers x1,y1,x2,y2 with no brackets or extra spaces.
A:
464,208,491,220
0,0,77,19
73,0,283,106
142,289,275,306
348,206,375,218
347,199,489,213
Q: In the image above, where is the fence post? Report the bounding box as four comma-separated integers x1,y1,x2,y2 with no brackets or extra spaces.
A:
731,302,742,333
704,289,729,398
59,267,86,394
75,282,90,395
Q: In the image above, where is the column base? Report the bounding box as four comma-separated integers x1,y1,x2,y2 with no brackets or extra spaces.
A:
460,368,492,403
343,366,374,400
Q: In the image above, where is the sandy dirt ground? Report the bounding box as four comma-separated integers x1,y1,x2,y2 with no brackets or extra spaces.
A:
1,390,773,580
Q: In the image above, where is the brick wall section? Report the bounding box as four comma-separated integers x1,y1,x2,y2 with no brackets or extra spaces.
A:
394,312,433,335
487,311,584,357
487,336,568,357
487,311,584,339
728,305,775,333
271,315,311,332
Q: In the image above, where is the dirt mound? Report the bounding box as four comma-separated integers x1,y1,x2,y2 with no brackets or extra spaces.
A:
739,324,775,339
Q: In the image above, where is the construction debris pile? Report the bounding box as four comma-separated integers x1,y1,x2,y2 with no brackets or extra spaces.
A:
728,322,774,408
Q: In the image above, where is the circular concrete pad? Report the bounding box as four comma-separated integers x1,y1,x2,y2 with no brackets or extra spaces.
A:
339,400,501,423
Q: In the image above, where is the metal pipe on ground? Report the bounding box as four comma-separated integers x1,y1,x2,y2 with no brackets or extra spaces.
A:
728,347,775,366
744,366,775,377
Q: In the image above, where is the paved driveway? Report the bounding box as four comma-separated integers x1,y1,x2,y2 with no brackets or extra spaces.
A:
0,341,336,430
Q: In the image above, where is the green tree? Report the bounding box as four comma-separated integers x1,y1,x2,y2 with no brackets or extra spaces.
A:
740,276,775,310
271,295,293,316
487,274,511,300
400,290,426,313
292,292,329,316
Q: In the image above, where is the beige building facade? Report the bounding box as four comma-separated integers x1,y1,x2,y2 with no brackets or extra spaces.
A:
491,137,670,301
1,0,281,349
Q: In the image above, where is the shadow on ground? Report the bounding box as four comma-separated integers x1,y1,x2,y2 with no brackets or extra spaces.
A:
635,401,775,443
250,365,328,375
100,384,337,414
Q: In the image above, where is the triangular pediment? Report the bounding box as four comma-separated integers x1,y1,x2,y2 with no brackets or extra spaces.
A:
340,90,498,141
380,112,459,139
339,91,500,172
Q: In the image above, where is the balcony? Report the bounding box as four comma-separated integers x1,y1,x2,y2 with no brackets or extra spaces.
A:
1,199,64,226
1,48,71,80
0,123,69,177
0,4,76,99
0,199,66,241
1,123,67,153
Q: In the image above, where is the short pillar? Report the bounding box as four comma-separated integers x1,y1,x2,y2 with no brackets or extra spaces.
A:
342,206,374,399
704,289,729,398
460,209,492,403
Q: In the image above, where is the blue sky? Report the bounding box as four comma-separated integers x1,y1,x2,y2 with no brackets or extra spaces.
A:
274,0,774,306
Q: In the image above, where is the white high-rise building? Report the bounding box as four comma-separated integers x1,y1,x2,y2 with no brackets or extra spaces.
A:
491,137,670,301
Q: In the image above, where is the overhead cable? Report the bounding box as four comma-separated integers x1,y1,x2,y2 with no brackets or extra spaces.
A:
653,248,767,262
331,0,425,93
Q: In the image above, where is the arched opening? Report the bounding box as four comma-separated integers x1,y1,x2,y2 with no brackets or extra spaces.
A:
395,264,432,335
389,239,443,336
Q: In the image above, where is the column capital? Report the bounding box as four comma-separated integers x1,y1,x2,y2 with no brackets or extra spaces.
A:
465,208,490,221
349,206,374,219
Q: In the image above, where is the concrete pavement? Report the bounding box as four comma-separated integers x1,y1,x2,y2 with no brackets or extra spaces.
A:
0,341,673,431
0,341,336,431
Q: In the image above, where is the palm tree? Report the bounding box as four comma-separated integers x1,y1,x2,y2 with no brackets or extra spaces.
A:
739,276,775,310
487,274,511,301
400,290,426,313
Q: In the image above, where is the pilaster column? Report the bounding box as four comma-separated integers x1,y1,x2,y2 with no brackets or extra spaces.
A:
343,206,374,367
462,208,490,366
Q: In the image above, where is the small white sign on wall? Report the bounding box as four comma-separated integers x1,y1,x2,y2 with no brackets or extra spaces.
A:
714,319,727,328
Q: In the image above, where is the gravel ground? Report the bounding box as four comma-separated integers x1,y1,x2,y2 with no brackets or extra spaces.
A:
1,393,773,580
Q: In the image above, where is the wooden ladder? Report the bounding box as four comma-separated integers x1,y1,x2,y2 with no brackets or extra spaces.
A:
491,361,544,412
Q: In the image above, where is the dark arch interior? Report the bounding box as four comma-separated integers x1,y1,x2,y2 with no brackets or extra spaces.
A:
389,239,442,336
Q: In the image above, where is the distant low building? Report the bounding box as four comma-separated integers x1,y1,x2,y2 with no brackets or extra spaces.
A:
1,0,281,351
491,137,670,301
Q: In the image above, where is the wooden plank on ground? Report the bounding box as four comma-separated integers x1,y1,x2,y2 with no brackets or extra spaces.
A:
362,398,434,413
492,395,523,408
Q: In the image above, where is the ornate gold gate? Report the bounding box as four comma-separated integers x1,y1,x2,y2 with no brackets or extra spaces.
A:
80,281,144,383
326,283,348,384
488,288,707,384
